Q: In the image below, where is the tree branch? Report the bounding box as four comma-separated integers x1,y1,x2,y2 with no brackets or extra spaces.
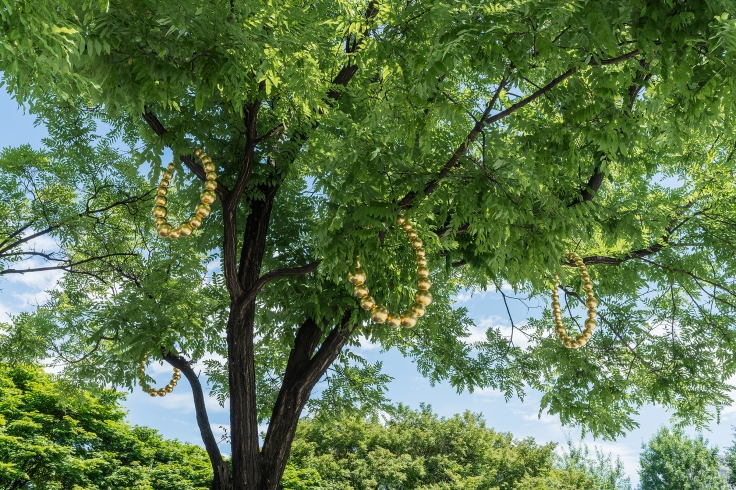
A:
0,253,136,276
241,260,322,306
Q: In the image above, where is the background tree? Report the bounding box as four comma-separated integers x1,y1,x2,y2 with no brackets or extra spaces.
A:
560,441,632,490
0,362,213,490
282,404,600,490
638,427,727,490
2,1,736,489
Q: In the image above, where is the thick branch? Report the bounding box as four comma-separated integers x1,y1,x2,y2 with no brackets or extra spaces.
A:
163,353,231,488
240,260,322,306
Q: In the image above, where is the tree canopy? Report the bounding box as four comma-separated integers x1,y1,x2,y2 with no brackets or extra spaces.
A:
2,0,736,488
0,362,213,490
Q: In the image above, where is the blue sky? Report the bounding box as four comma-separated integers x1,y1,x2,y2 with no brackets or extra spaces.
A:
1,90,734,486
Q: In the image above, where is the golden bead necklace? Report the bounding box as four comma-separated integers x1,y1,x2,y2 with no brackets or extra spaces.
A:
138,354,181,397
551,252,598,348
152,149,218,239
348,216,431,328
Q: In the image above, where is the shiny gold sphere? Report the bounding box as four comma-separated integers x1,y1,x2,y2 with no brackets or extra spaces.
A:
154,217,167,228
415,248,426,258
417,257,428,267
400,310,417,328
200,190,217,205
154,195,167,206
189,215,203,228
158,224,172,237
586,298,598,309
584,318,596,329
575,338,587,347
349,268,367,285
168,228,181,239
156,187,167,196
408,231,418,240
360,296,376,311
551,301,560,309
194,149,203,157
587,310,597,319
200,156,212,164
203,163,216,172
411,240,423,249
159,179,170,188
163,171,174,180
403,223,413,232
354,284,369,298
158,390,167,397
164,386,174,393
386,313,401,328
412,303,426,317
583,282,594,292
415,290,432,306
167,162,176,171
149,391,157,397
417,266,430,278
205,171,217,181
178,223,193,237
370,305,389,324
195,203,211,218
586,291,595,299
417,278,431,290
563,339,574,348
204,180,217,191
173,374,181,380
397,217,406,226
152,206,167,218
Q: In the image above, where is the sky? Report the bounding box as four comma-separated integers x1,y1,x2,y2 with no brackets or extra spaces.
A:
1,90,734,486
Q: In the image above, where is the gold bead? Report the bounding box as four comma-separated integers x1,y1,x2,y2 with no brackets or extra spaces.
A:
551,301,560,309
575,337,587,347
417,257,428,267
152,206,167,218
415,248,426,258
169,228,181,239
157,224,172,237
204,163,216,172
586,291,595,299
178,223,193,237
354,284,369,298
586,298,598,309
417,266,430,278
173,367,180,373
200,190,217,205
411,303,426,317
164,386,173,393
157,390,166,397
195,203,211,218
157,187,167,196
159,179,170,188
411,239,423,249
587,310,597,319
200,156,212,164
417,278,431,290
563,339,574,348
189,215,203,228
360,296,376,311
415,290,432,306
349,268,367,285
397,217,406,226
167,162,176,171
205,180,217,191
154,195,167,206
584,318,596,329
400,310,417,328
408,230,418,240
583,283,594,292
403,222,413,231
205,171,217,181
149,391,157,397
163,171,174,180
173,374,181,381
194,149,203,157
370,305,388,323
556,327,566,335
386,313,401,328
154,217,167,228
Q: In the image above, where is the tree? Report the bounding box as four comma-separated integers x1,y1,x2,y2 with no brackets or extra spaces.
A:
2,1,736,489
560,441,631,490
282,404,597,489
0,362,213,490
721,428,736,488
638,427,727,490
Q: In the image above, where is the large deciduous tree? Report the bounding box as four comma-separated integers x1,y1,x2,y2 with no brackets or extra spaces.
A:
3,0,736,489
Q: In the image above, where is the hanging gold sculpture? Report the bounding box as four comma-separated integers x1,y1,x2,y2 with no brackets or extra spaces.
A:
152,149,217,239
348,216,431,328
551,252,598,348
138,354,181,397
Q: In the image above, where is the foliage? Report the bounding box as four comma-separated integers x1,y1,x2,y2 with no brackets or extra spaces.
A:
3,0,736,486
560,440,632,490
720,428,736,488
283,404,608,490
638,427,727,490
0,362,213,490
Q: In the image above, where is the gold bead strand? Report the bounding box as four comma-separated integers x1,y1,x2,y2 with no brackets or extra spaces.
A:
348,216,431,330
551,252,598,348
138,355,182,397
152,149,218,239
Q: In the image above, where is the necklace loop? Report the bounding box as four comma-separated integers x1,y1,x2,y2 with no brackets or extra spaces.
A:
138,354,181,397
551,252,598,348
152,149,217,239
349,216,431,328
